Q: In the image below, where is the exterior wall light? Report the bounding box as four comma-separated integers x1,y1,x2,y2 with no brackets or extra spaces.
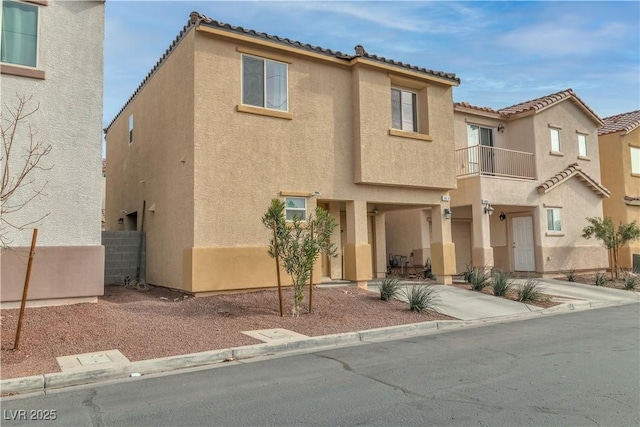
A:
484,205,495,215
443,208,452,220
497,124,505,133
499,212,506,221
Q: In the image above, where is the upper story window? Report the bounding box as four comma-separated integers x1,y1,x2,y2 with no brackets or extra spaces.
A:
242,54,288,111
391,88,417,132
285,197,306,221
546,208,562,232
631,146,640,175
550,128,561,153
1,0,39,68
577,134,588,157
128,115,134,144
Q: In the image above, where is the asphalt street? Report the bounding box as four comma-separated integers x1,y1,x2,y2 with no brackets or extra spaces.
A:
2,304,639,426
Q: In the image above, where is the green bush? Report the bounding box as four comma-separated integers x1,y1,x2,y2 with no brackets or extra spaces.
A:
594,272,607,286
469,268,492,292
563,269,577,282
517,279,543,302
492,270,513,296
404,285,440,313
379,275,401,301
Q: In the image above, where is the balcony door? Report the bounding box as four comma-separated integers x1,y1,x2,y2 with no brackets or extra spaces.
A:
467,125,494,174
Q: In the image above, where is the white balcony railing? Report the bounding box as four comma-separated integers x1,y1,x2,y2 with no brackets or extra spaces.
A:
455,145,535,180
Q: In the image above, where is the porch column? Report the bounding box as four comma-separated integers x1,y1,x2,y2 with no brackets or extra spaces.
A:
344,200,372,288
328,202,342,280
374,212,387,278
472,201,494,269
430,204,456,285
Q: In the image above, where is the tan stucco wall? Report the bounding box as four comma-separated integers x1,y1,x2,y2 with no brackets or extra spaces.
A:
105,31,196,289
599,128,640,268
1,246,104,303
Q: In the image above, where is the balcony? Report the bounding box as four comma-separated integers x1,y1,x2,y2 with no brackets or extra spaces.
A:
455,145,535,180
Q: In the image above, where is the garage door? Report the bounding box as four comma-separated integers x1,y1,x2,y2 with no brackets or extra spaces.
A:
452,221,472,274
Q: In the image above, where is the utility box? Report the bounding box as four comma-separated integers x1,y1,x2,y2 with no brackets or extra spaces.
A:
633,253,640,272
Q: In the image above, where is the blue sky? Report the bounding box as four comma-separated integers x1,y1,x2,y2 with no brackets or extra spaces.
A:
104,0,640,134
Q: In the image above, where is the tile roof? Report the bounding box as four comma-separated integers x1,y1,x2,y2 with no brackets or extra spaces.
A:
194,13,460,84
598,110,640,136
105,12,459,133
498,89,602,125
624,195,640,206
536,163,610,198
454,102,499,114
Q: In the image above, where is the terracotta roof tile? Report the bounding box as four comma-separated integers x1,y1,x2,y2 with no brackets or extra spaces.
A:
454,102,499,114
598,110,640,136
498,89,602,125
537,163,610,198
105,12,459,133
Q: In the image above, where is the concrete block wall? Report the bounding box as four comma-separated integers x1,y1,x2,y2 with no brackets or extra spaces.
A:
102,231,146,285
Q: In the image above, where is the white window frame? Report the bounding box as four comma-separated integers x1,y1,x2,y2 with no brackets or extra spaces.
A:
550,128,561,153
0,0,40,68
284,197,306,221
391,88,417,132
241,54,288,112
631,146,640,175
546,208,562,232
128,115,134,144
577,133,588,157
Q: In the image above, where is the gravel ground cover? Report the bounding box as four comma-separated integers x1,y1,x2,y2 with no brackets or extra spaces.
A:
0,284,454,380
451,282,563,309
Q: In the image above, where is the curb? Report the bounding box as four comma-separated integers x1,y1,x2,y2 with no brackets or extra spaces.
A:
1,299,638,396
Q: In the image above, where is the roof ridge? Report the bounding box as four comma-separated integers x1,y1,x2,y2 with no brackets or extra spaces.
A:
598,109,640,136
537,163,609,198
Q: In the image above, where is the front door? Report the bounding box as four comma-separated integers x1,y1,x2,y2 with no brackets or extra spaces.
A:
512,216,535,271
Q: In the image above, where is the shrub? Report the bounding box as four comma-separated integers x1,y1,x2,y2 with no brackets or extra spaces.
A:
594,272,607,287
379,275,401,301
404,285,440,313
563,268,577,282
492,270,513,296
623,273,638,291
517,279,543,302
469,268,492,292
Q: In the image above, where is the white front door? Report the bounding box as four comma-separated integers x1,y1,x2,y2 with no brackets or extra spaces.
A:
512,216,535,271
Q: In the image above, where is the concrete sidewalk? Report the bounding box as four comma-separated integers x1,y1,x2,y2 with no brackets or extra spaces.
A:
2,279,638,397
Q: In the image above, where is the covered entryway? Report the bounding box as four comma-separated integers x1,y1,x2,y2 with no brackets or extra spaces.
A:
512,216,535,271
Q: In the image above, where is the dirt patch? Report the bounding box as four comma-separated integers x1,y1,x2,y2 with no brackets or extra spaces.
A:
0,284,455,380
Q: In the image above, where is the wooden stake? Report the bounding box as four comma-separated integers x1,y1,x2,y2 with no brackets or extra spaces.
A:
308,224,314,314
272,223,284,316
14,228,38,351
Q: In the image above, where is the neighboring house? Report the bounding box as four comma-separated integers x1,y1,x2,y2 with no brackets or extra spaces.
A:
598,110,640,270
104,12,460,295
447,89,609,275
0,0,105,307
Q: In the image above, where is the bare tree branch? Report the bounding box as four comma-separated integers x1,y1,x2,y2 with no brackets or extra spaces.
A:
1,94,53,248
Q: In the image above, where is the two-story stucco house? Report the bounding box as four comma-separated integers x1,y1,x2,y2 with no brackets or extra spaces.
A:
598,110,640,271
1,0,105,307
104,12,460,295
446,89,609,275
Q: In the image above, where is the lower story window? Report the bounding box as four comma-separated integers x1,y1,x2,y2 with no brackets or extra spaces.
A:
546,208,562,232
285,197,306,221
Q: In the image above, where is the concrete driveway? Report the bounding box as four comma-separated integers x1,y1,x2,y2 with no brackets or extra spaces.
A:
367,278,640,321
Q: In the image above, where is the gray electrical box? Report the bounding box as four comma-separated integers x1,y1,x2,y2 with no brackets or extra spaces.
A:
633,253,640,272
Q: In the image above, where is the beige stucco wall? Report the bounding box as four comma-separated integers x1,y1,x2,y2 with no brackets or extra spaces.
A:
599,128,640,269
1,1,104,304
105,31,196,289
